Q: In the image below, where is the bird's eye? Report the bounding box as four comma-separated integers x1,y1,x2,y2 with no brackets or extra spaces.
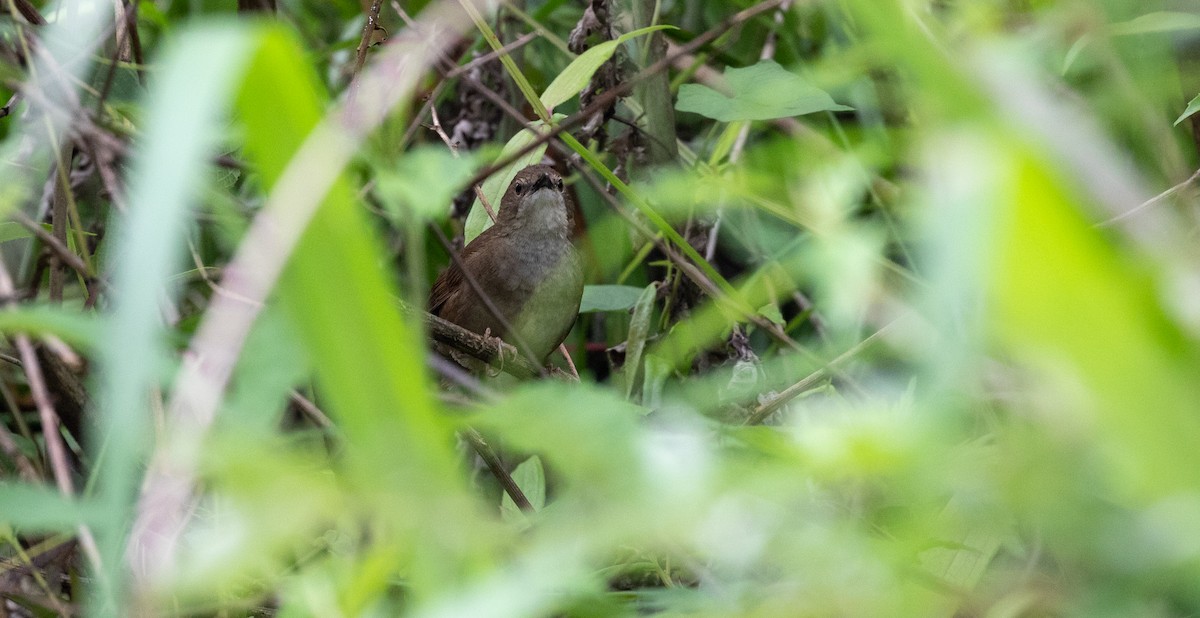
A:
556,179,564,191
514,182,524,195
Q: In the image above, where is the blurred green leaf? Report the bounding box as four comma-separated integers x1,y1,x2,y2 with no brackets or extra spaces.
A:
676,60,852,122
0,221,34,243
1109,11,1200,36
989,145,1200,499
235,26,465,489
579,284,647,313
0,304,102,350
374,146,477,221
0,484,95,531
93,22,260,611
756,302,785,327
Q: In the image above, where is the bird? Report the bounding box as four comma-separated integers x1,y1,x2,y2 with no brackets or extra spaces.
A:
429,165,584,366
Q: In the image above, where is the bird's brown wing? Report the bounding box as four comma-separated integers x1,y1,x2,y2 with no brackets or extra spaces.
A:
428,229,493,316
428,258,463,316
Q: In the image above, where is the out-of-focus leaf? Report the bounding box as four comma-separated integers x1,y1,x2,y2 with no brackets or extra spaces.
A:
94,22,259,611
0,484,95,531
1109,11,1200,36
0,304,102,350
756,302,785,327
221,305,311,432
579,284,647,313
916,494,1011,618
236,26,463,489
472,382,644,492
0,221,34,243
987,143,1200,499
540,25,675,111
375,146,477,221
640,353,672,410
230,25,474,607
676,60,852,122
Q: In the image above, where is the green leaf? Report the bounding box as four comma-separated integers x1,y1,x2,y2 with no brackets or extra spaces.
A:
756,302,785,327
374,146,477,221
1175,93,1200,126
92,23,260,612
0,221,34,243
501,455,547,527
623,283,657,400
1109,11,1200,36
986,143,1200,499
579,284,648,313
676,60,852,122
234,26,468,513
0,483,96,531
0,305,102,350
540,25,675,111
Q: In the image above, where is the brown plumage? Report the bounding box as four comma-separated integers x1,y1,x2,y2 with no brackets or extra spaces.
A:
430,165,583,364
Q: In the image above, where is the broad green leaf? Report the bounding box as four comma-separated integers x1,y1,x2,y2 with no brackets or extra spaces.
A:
1175,93,1200,126
375,146,478,221
988,144,1200,499
93,23,259,613
676,60,852,122
464,122,553,243
540,25,675,111
579,284,647,313
236,28,464,490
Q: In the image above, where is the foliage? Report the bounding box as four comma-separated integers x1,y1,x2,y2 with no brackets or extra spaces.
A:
1,0,1199,616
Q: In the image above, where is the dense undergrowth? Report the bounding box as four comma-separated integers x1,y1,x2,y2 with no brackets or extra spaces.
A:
1,0,1200,615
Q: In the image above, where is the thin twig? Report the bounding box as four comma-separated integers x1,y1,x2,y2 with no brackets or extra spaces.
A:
289,390,333,429
457,0,788,192
352,0,385,77
463,427,533,511
9,210,95,280
1096,167,1200,227
429,104,500,221
744,319,896,426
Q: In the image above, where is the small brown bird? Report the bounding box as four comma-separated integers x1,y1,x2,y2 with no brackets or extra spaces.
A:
430,165,584,364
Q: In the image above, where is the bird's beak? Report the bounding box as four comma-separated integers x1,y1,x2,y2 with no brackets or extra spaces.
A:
532,173,555,192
